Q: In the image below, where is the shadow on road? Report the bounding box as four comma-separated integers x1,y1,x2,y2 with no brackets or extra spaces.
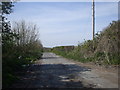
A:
10,64,92,88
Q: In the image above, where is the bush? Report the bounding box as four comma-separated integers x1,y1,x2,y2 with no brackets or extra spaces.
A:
2,21,43,88
52,21,120,65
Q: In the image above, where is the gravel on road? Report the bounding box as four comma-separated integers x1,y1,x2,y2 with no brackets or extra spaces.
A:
11,52,119,88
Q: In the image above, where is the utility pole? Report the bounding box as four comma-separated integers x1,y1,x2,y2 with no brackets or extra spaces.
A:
92,0,95,40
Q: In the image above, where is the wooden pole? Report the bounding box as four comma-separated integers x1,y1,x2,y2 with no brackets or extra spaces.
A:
92,0,95,40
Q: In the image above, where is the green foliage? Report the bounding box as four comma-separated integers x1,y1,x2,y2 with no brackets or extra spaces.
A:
52,21,120,65
1,2,43,88
1,2,14,15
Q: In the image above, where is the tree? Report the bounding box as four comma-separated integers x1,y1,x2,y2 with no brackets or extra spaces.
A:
1,1,15,53
1,1,43,88
12,20,43,58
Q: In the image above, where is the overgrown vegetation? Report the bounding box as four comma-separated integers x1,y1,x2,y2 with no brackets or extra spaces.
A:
43,47,52,52
52,21,120,65
1,1,43,88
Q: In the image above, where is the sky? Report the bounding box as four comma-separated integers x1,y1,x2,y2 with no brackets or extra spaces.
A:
7,1,118,48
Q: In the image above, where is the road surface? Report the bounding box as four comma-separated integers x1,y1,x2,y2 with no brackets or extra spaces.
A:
11,52,118,88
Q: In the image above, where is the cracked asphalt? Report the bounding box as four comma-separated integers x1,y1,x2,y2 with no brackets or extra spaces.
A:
11,52,118,88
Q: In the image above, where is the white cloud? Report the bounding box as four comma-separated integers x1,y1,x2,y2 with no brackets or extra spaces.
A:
95,2,118,17
8,2,118,47
23,5,91,25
